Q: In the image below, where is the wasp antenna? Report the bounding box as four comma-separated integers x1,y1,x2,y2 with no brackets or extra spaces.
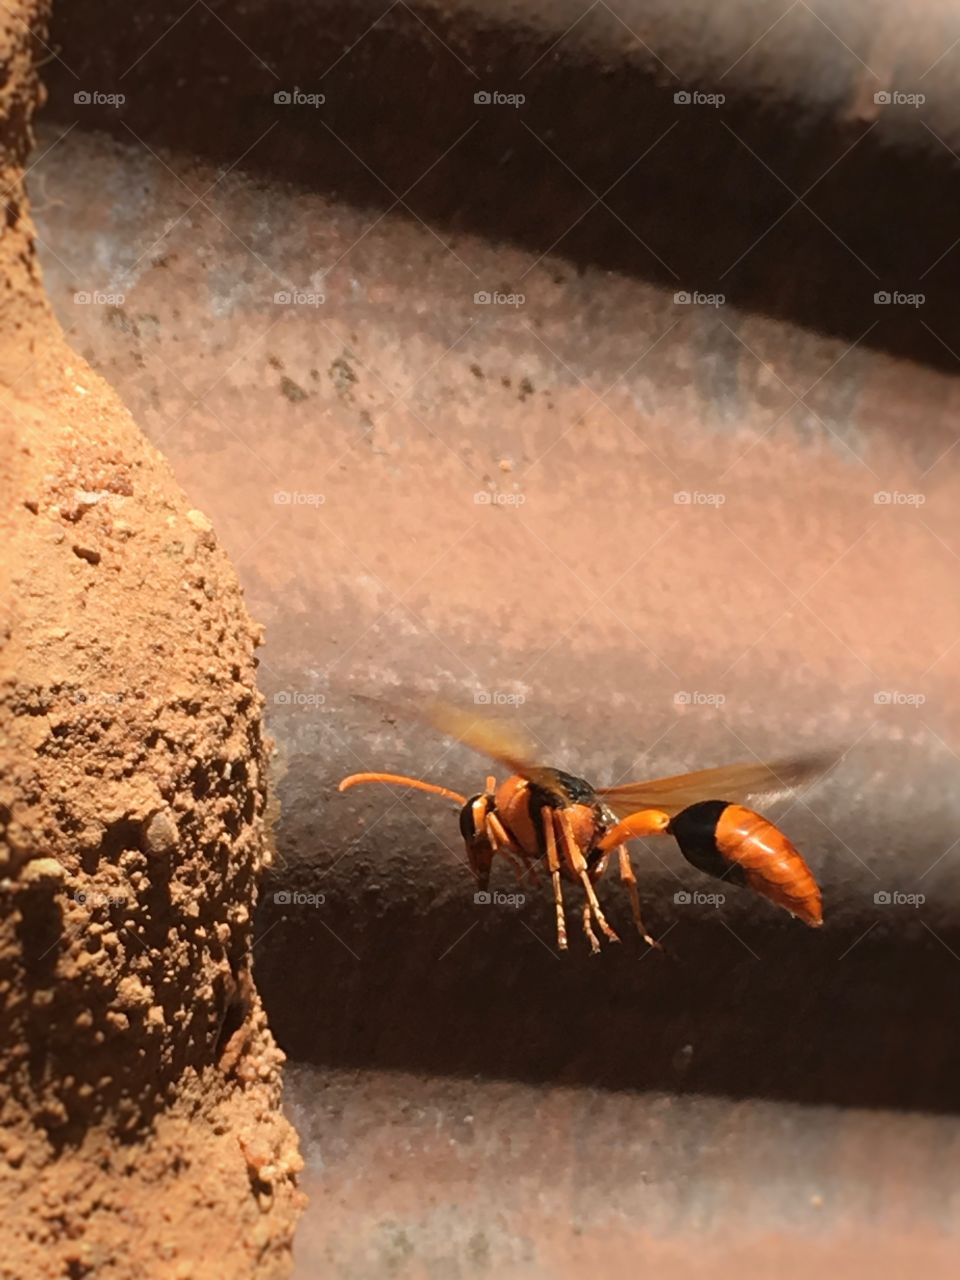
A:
338,771,468,806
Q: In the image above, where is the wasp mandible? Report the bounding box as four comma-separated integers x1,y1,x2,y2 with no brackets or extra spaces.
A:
339,702,832,953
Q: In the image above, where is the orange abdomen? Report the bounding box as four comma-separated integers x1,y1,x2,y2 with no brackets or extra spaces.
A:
715,804,823,926
669,799,823,927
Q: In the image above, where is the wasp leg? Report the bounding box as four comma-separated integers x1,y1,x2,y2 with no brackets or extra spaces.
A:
484,810,528,883
539,805,568,951
556,809,619,945
615,844,661,951
581,902,601,955
475,788,540,887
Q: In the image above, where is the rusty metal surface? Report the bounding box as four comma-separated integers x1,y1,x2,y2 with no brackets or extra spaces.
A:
41,0,960,371
28,0,960,1272
286,1065,960,1279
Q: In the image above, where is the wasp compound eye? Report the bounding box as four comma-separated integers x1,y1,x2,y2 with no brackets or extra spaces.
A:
459,797,484,841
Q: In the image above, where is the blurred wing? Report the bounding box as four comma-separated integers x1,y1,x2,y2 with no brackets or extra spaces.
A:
418,700,541,775
362,694,567,797
598,753,838,818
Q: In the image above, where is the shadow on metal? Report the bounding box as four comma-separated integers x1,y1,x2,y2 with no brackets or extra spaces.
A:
44,0,960,373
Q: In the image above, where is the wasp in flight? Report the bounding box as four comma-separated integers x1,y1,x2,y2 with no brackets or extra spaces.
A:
339,703,832,953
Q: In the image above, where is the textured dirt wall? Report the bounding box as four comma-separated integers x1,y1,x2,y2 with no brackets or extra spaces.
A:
0,5,302,1277
0,4,53,377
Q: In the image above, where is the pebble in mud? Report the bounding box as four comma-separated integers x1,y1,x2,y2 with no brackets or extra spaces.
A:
143,809,179,857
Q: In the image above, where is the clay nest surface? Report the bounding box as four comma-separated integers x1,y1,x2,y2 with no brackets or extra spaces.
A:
1,357,304,1277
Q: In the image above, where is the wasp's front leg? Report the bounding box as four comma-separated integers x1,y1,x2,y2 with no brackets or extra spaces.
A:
555,808,619,946
538,805,568,952
581,902,601,955
483,809,530,885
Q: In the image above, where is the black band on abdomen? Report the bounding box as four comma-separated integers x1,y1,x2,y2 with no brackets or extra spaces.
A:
669,800,746,885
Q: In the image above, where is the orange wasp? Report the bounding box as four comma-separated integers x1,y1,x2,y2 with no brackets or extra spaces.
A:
339,703,832,953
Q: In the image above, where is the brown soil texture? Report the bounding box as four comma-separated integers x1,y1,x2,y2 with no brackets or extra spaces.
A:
0,5,303,1277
